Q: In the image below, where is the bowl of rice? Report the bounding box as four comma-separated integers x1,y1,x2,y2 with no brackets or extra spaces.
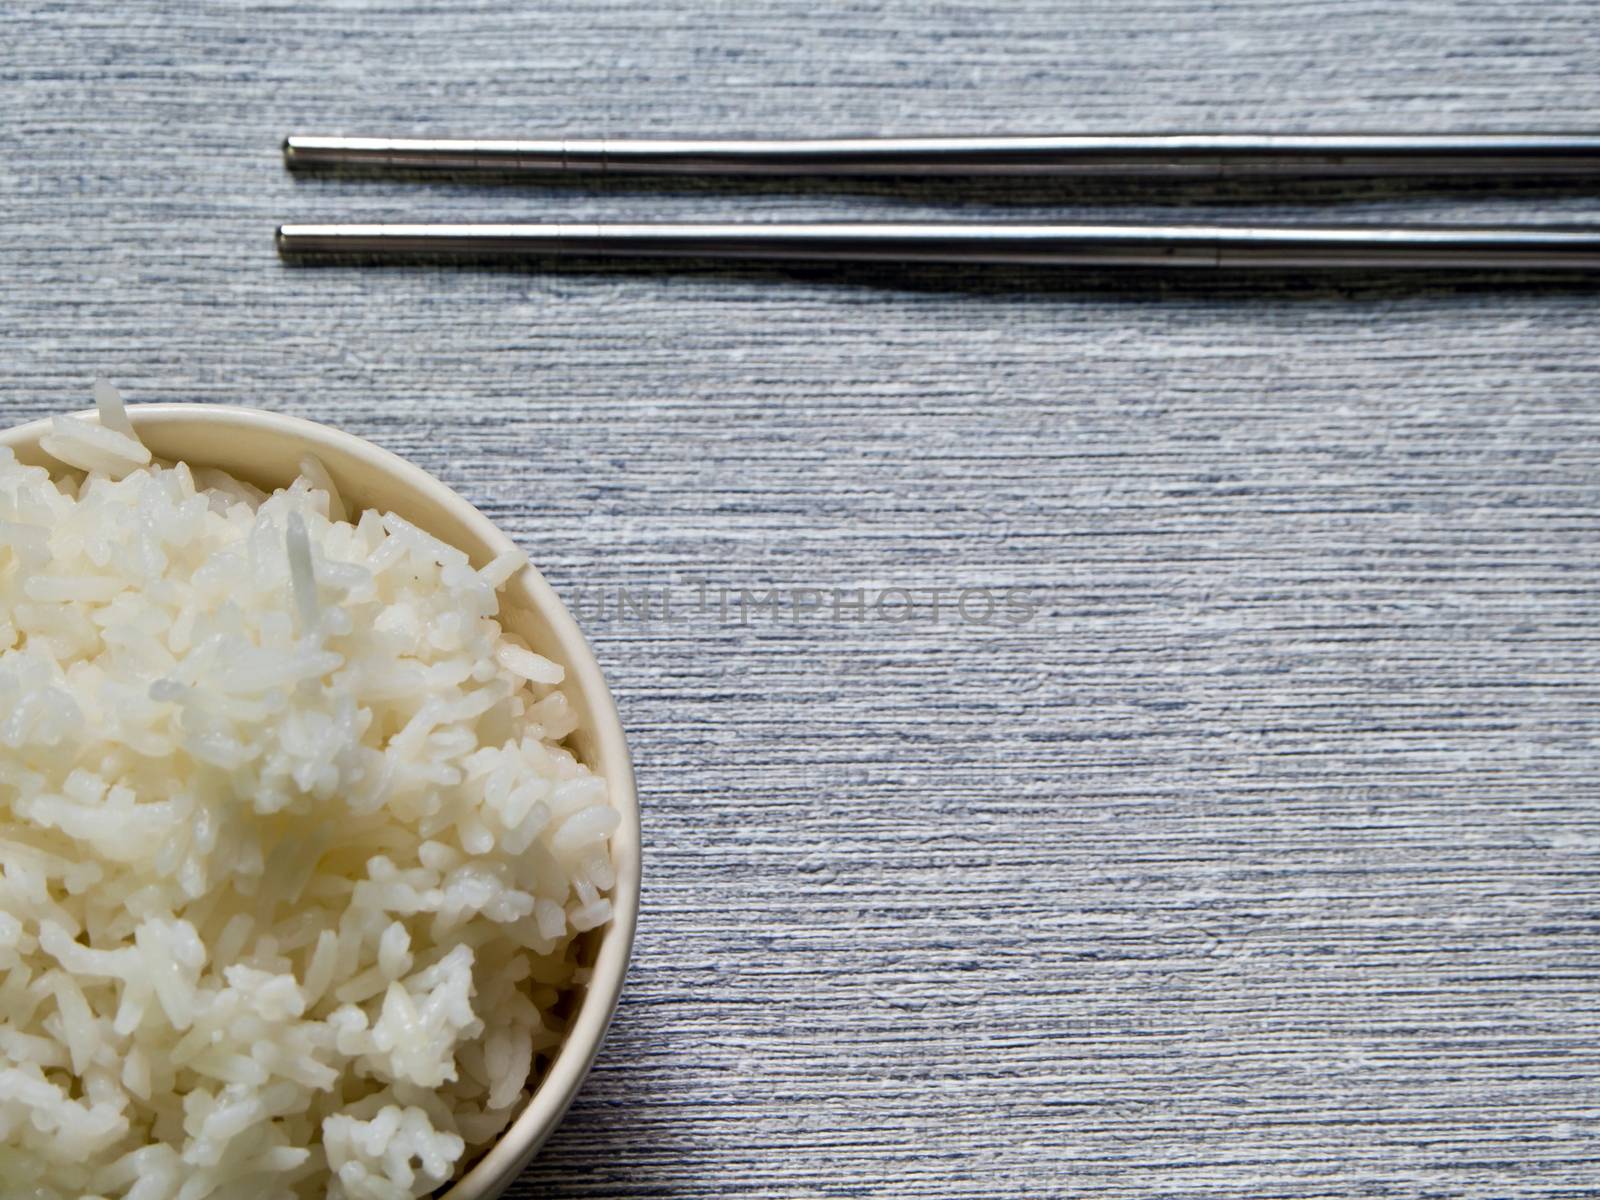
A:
0,392,640,1200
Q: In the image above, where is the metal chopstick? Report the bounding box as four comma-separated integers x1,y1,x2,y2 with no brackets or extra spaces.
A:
282,133,1600,179
275,222,1600,270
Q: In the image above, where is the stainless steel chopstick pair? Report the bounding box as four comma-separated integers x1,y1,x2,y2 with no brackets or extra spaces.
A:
277,133,1600,270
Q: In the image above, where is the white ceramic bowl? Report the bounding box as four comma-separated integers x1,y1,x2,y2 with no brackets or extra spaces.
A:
0,404,641,1199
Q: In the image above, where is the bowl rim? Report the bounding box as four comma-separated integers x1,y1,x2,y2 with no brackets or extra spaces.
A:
0,403,641,1199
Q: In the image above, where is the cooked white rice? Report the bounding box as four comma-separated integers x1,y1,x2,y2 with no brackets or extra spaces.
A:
0,391,618,1199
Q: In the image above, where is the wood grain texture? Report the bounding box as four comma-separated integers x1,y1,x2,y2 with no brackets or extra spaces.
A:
4,3,1600,1196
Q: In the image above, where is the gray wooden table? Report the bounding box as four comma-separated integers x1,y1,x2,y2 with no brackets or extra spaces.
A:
5,3,1600,1196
